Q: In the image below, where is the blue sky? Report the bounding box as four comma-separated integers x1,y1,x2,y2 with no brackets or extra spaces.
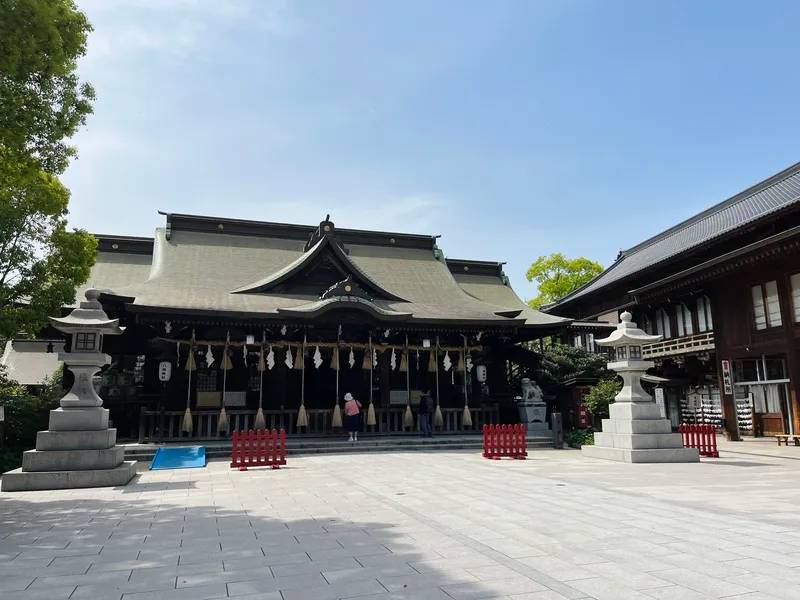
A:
65,0,800,302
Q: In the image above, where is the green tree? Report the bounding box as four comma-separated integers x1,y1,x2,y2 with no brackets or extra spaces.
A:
537,344,612,391
583,378,622,420
0,0,97,339
526,253,603,308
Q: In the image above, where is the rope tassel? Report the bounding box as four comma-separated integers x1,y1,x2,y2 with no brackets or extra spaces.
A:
403,404,414,428
217,406,229,434
428,350,437,373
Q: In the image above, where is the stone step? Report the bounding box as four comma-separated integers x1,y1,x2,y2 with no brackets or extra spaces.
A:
123,436,553,462
1,461,138,492
582,445,700,463
36,429,117,451
22,446,125,472
593,432,685,450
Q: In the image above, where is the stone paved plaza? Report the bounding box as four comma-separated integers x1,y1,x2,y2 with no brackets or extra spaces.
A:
3,441,800,600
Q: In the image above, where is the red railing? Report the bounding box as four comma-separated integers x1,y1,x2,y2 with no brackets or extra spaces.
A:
679,424,719,458
482,424,527,460
230,429,287,470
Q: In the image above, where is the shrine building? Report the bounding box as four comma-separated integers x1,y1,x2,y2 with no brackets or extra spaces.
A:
43,212,572,441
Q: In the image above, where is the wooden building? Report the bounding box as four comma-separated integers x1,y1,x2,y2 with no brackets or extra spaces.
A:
546,161,800,440
55,212,570,441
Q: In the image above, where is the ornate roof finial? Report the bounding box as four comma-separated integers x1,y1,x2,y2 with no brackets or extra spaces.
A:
304,215,336,251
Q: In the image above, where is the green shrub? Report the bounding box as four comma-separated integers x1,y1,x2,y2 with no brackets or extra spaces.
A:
583,378,621,420
0,365,64,470
565,427,596,446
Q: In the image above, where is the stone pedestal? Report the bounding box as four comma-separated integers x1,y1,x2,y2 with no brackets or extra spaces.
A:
519,403,550,433
2,408,136,492
582,401,699,463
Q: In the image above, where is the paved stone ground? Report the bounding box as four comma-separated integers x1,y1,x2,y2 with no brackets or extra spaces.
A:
3,440,800,600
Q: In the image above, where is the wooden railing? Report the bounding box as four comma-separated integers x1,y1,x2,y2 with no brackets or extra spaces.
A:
138,405,500,442
643,331,715,359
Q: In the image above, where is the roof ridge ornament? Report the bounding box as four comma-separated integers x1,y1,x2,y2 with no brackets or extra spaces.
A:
320,274,370,301
304,214,335,252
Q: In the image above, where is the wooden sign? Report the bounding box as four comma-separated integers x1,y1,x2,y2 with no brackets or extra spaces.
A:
721,359,733,395
654,388,666,418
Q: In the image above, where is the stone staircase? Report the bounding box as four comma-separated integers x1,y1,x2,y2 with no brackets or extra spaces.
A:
122,434,554,463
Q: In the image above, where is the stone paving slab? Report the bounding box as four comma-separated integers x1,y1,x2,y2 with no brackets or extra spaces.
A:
2,440,800,599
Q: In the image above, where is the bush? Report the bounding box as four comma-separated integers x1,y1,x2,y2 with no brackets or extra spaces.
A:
0,365,64,470
583,378,621,420
565,427,596,446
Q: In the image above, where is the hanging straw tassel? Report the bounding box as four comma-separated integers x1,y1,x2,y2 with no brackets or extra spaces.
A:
182,407,193,433
220,349,232,371
296,333,308,428
457,351,465,372
182,338,196,433
332,402,342,428
403,403,414,428
399,352,407,372
330,348,339,370
428,350,437,372
294,345,304,370
254,338,266,430
462,405,473,427
362,350,372,370
367,401,376,426
434,402,443,428
461,334,472,428
217,406,229,434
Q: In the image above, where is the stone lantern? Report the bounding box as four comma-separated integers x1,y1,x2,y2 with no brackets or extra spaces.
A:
581,311,699,463
1,289,137,491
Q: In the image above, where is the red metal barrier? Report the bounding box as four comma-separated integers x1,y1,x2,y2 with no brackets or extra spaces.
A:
679,424,719,458
230,429,287,471
482,424,527,460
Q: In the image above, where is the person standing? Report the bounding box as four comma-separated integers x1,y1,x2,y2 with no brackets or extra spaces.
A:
343,392,362,442
418,389,434,438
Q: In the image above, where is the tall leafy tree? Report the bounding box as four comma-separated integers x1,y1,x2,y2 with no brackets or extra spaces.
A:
526,253,603,308
0,0,97,340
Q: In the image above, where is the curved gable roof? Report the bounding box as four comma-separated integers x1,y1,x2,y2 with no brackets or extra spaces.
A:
550,160,800,309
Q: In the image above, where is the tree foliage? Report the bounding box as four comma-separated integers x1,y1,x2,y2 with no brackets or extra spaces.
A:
526,253,603,308
537,343,612,391
583,378,622,420
0,0,95,174
0,0,97,339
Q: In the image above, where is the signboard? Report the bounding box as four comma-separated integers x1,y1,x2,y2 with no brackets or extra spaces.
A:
721,359,733,395
654,388,666,418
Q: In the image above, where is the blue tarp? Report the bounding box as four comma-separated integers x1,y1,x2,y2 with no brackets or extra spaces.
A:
149,446,207,470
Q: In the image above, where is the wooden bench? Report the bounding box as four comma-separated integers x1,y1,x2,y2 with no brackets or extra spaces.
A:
775,434,800,447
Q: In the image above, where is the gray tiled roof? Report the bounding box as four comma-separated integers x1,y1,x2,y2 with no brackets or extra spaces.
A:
1,340,64,385
552,160,800,307
72,250,154,308
451,272,570,327
93,227,565,325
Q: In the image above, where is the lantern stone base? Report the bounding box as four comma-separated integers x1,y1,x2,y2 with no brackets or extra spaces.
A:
582,401,699,463
1,409,136,492
1,462,137,492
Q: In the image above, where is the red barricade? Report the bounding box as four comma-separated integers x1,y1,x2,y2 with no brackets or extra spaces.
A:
230,429,287,471
482,424,527,460
679,424,719,458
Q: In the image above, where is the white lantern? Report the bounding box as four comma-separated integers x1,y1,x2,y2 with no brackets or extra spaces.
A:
476,365,487,383
246,334,255,345
158,361,172,382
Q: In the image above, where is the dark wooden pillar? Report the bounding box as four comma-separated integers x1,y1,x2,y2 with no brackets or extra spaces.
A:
709,290,741,441
276,348,287,410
